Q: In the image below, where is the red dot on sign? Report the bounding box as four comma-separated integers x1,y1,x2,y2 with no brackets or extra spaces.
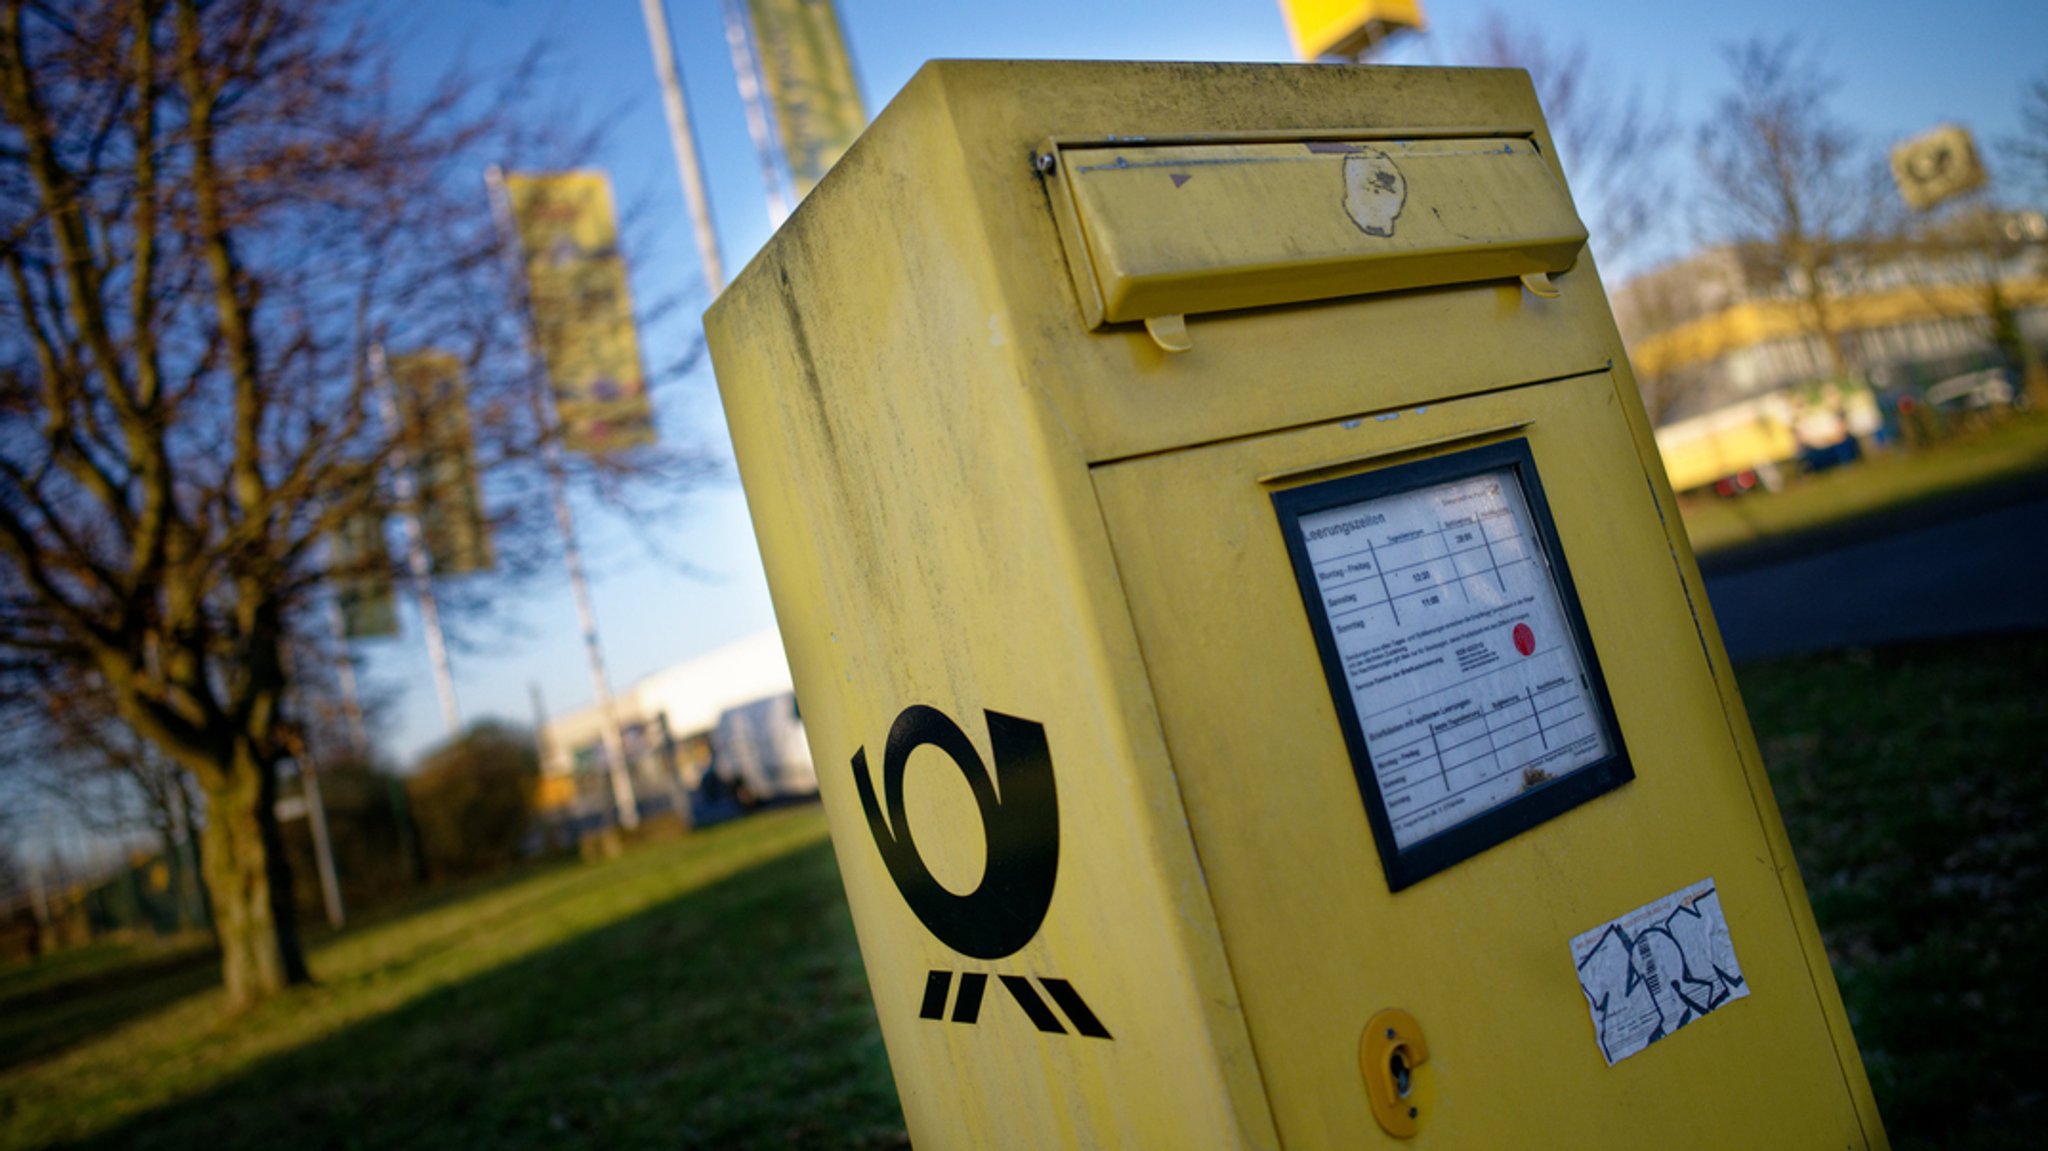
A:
1512,623,1536,657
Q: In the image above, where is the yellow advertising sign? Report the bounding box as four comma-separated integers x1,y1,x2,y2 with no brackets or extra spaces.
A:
502,172,656,455
390,351,494,575
1890,124,1987,213
745,0,867,196
1277,0,1425,60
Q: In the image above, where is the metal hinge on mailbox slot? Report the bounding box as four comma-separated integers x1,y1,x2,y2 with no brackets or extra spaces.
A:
1040,134,1588,351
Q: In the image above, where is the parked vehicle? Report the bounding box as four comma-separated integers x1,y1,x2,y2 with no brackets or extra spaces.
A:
1654,394,1798,496
707,693,817,808
1924,367,2018,416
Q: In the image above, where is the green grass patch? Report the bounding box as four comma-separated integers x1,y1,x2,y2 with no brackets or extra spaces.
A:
1741,633,2048,1150
0,806,905,1151
0,934,217,1075
0,933,216,1011
1679,413,2048,556
7,635,2042,1150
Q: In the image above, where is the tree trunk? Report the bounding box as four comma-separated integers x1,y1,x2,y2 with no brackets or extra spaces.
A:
197,747,310,1008
1800,263,1852,382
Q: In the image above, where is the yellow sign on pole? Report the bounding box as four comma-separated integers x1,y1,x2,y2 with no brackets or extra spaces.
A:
389,351,494,575
1890,124,1988,213
503,172,656,455
744,0,867,197
1277,0,1425,61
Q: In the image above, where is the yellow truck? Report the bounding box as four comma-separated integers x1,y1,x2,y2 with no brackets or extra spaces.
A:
1653,394,1800,495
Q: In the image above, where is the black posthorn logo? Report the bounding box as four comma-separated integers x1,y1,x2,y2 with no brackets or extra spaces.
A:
851,705,1058,959
851,705,1109,1040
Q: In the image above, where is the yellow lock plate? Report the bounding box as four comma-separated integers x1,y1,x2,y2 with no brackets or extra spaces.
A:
1361,1008,1431,1137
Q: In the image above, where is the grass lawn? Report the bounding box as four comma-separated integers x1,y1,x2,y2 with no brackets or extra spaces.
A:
0,805,905,1151
0,934,216,1077
1678,412,2048,557
4,637,2041,1150
1740,633,2048,1151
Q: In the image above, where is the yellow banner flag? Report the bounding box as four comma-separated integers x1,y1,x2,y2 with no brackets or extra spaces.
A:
390,351,494,575
502,172,656,456
745,0,867,197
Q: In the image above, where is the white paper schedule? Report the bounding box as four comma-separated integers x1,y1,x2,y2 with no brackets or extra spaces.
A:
1296,468,1610,848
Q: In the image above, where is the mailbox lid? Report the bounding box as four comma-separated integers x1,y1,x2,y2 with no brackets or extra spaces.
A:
1058,135,1587,329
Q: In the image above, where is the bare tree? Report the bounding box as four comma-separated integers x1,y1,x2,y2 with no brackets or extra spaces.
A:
1695,37,1882,383
2008,73,2048,201
1872,195,2048,401
1,669,209,929
2004,76,2048,404
0,797,24,905
1458,11,1677,279
1611,266,1720,423
0,0,692,1008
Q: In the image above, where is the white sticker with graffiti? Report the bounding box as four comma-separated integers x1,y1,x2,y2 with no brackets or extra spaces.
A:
1571,878,1750,1065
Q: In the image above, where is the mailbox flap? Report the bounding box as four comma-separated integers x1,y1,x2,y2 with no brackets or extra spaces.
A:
1054,136,1588,330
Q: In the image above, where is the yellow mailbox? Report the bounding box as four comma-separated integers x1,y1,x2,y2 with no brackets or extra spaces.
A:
706,61,1886,1150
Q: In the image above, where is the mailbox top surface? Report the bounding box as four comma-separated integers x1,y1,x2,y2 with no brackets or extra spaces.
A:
710,60,1625,464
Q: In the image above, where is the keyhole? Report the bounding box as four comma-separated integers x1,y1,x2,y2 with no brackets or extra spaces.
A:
1391,1048,1413,1098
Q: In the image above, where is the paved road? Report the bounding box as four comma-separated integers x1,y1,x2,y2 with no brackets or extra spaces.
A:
1699,483,2048,664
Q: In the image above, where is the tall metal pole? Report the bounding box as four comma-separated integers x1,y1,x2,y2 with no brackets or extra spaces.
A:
300,757,345,928
279,644,347,929
529,680,551,765
641,0,726,295
543,439,639,829
369,344,462,737
483,167,640,830
721,0,794,225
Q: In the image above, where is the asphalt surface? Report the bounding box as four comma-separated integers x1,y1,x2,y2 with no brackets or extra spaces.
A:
1698,474,2048,664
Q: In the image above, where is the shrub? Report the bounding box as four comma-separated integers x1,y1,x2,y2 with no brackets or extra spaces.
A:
406,723,538,879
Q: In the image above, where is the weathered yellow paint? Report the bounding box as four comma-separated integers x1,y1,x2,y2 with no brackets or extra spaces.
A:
1093,373,1871,1146
1054,136,1585,328
706,61,1885,1150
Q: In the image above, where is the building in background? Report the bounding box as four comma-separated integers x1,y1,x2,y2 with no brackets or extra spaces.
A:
536,629,804,827
1614,209,2048,426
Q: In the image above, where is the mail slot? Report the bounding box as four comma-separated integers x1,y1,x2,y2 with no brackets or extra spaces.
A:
706,60,1886,1150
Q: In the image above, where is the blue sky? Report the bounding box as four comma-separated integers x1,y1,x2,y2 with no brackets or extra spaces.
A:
365,0,2048,764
